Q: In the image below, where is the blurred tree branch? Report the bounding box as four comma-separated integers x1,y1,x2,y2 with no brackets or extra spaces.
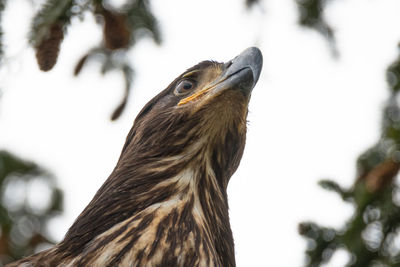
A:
27,0,161,120
0,151,63,265
246,0,338,55
299,46,400,266
295,0,337,56
0,0,338,120
0,0,4,61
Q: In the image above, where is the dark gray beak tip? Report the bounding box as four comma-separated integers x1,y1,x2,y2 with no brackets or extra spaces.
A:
229,47,263,89
237,47,263,85
244,47,263,84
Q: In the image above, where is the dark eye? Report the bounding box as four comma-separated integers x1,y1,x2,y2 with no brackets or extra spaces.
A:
175,80,196,95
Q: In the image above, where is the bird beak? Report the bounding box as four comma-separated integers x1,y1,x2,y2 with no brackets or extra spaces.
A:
221,46,263,93
178,47,263,106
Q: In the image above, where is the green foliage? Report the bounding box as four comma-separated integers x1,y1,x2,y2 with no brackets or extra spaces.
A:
383,55,400,146
387,54,400,93
246,0,337,54
29,0,76,48
295,0,337,56
318,180,351,201
301,180,400,266
0,151,63,265
299,47,400,267
27,0,161,118
296,0,333,38
299,222,339,266
245,0,259,8
0,0,5,63
124,0,161,45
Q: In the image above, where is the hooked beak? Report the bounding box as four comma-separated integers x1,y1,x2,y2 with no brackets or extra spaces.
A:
221,46,263,94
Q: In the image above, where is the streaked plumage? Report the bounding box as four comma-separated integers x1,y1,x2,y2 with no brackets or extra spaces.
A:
8,47,263,267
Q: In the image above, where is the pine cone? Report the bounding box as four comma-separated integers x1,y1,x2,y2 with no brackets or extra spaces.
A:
101,9,130,50
35,24,64,71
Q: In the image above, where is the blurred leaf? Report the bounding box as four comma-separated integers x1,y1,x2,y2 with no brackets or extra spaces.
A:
295,0,337,56
124,0,161,45
0,151,63,265
70,0,161,120
300,46,400,266
387,47,400,93
318,179,351,200
0,0,5,63
299,222,339,266
245,0,260,8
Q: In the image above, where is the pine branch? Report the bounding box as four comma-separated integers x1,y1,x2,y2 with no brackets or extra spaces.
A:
30,0,73,46
295,0,338,56
0,151,63,264
299,222,339,266
124,0,161,45
30,0,90,71
245,0,260,8
318,179,352,200
300,44,400,267
73,47,134,120
110,64,133,120
0,0,5,63
73,0,161,120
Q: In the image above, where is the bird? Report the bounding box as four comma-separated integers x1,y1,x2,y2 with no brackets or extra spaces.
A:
8,47,263,267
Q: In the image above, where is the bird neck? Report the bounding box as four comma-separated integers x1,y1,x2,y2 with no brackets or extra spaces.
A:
54,139,237,266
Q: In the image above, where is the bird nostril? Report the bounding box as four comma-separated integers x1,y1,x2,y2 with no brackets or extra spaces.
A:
225,61,233,69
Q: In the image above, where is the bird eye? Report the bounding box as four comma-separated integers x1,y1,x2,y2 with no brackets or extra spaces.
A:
175,80,196,95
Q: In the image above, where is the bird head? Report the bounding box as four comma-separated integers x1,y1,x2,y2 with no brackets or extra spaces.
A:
120,47,263,186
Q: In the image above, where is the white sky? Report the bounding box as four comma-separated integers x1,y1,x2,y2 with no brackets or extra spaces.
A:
1,0,400,266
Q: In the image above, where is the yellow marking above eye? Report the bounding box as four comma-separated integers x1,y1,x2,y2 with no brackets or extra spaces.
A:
182,70,199,78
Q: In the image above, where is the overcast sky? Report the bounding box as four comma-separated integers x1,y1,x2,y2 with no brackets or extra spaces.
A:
1,0,400,266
